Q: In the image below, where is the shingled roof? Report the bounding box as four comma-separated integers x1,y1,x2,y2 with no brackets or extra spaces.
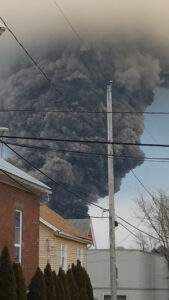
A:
40,204,92,244
68,219,92,238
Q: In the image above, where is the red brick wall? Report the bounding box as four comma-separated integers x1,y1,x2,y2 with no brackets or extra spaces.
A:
0,181,40,284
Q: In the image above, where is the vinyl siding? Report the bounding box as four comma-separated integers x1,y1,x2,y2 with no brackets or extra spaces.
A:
39,223,87,272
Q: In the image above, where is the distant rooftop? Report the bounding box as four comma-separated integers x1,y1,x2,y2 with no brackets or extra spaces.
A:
0,159,51,195
68,219,91,236
40,205,91,243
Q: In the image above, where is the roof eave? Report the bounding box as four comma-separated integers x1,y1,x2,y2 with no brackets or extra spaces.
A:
39,218,91,244
3,172,52,196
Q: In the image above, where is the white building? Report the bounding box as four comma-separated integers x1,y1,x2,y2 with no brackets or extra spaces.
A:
87,249,169,300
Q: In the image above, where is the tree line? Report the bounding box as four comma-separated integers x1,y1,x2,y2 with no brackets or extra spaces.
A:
0,246,94,300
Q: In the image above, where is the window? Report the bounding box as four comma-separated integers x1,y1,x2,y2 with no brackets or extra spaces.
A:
60,244,67,270
80,248,84,266
77,247,81,261
14,210,22,263
76,247,84,266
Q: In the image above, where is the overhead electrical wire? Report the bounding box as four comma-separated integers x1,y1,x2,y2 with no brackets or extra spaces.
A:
1,141,160,242
131,170,154,198
117,170,155,244
0,108,169,115
0,168,32,194
117,215,158,240
52,0,83,44
1,141,159,242
51,0,108,93
122,126,158,243
5,136,165,244
3,135,169,148
118,222,143,242
0,16,61,97
6,141,169,163
1,140,106,211
89,213,159,241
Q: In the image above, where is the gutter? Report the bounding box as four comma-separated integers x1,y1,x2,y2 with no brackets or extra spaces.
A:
40,217,92,245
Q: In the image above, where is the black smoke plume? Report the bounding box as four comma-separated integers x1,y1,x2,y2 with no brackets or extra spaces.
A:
0,37,164,218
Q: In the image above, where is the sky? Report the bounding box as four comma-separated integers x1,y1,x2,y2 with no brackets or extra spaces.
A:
89,87,169,249
1,0,169,52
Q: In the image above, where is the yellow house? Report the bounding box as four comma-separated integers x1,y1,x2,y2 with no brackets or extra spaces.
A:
39,204,92,272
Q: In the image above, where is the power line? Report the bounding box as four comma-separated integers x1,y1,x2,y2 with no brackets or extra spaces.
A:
52,0,83,44
117,215,158,240
131,170,154,198
3,135,169,148
2,137,160,242
144,127,158,144
89,214,158,241
118,222,142,242
118,168,155,244
1,108,169,115
51,0,107,94
0,168,32,194
7,141,169,163
1,140,105,211
0,16,61,97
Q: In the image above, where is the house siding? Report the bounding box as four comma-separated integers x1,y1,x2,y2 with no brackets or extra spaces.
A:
0,181,39,284
87,249,169,300
39,223,87,272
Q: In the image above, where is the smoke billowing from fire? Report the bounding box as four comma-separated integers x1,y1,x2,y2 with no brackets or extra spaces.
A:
0,0,169,217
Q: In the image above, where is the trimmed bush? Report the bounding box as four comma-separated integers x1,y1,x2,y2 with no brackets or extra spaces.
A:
67,268,80,300
71,261,89,300
44,263,56,300
13,263,27,300
82,267,94,300
52,270,66,300
28,267,47,300
58,268,71,300
0,246,17,300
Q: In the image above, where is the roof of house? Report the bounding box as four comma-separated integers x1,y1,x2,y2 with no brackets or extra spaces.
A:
0,159,51,194
68,219,91,236
40,204,92,243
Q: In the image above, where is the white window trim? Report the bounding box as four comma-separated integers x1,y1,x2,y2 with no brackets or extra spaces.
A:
60,243,67,271
80,248,83,266
77,247,80,261
15,209,22,263
76,247,84,265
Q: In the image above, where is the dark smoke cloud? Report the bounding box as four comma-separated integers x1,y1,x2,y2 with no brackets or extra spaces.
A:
0,34,164,217
1,0,169,217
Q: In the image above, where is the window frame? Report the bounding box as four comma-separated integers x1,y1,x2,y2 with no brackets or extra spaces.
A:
60,243,67,271
80,248,84,266
14,209,22,263
76,247,81,261
76,247,84,266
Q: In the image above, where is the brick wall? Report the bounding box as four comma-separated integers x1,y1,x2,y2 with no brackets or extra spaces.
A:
39,223,87,272
0,181,40,284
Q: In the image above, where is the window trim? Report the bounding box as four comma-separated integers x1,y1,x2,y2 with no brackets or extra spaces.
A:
14,209,22,263
60,243,67,271
80,248,84,266
77,247,81,261
76,247,84,266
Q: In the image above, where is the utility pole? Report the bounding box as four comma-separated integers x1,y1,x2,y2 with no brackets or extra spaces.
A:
107,82,117,300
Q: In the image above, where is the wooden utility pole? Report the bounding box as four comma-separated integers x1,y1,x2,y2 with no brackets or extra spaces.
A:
107,82,117,300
